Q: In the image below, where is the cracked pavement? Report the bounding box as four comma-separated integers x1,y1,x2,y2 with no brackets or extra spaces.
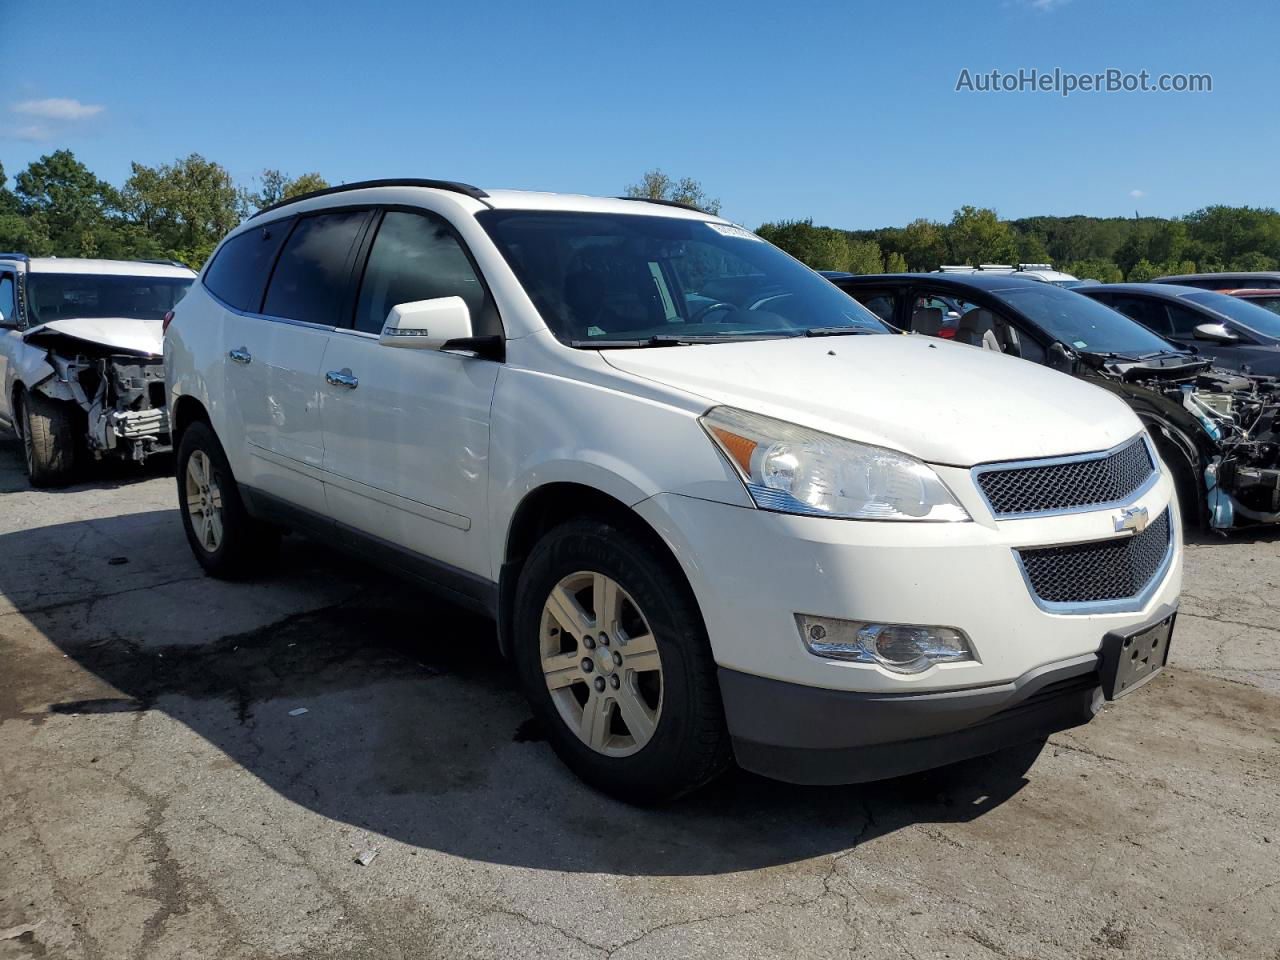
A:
0,436,1277,959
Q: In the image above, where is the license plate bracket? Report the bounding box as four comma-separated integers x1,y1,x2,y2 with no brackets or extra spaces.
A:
1100,611,1175,700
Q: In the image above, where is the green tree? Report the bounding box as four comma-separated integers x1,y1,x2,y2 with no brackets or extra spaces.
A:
898,218,948,271
884,251,908,273
252,169,330,212
847,238,884,274
1229,251,1278,272
946,206,1018,265
122,154,242,267
756,219,851,270
1065,258,1124,283
1125,259,1160,282
12,149,122,256
624,169,721,215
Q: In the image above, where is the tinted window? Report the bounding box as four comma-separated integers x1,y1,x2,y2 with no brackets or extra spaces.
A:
1104,295,1174,336
0,274,15,325
1165,304,1209,336
994,284,1175,355
478,211,885,346
353,211,493,335
263,210,369,326
204,218,292,312
1184,290,1280,338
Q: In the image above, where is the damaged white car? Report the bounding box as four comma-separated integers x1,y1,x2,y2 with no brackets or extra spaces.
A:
0,255,194,485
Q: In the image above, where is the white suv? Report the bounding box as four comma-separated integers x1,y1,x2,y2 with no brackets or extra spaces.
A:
165,180,1182,802
0,255,195,484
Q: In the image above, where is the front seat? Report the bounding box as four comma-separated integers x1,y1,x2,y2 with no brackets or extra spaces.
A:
957,308,1002,351
910,306,944,337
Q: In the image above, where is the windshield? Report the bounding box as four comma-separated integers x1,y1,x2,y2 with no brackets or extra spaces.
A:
994,284,1177,356
26,273,192,325
477,211,887,345
1184,290,1280,338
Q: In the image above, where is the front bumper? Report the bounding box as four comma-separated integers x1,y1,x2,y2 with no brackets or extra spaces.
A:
720,652,1101,785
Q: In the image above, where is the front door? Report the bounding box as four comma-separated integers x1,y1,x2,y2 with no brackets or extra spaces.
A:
318,208,502,579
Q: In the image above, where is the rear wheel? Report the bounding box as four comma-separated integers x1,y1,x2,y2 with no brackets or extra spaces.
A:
176,420,278,578
18,388,79,487
513,519,731,803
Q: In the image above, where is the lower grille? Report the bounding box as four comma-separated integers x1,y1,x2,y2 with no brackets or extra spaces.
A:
1017,509,1172,606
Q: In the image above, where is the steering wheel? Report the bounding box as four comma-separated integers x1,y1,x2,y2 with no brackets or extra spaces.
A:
689,301,740,323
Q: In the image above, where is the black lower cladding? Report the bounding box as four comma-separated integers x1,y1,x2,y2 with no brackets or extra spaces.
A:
720,656,1107,785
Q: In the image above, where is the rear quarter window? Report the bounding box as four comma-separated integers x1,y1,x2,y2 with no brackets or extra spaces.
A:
203,217,294,312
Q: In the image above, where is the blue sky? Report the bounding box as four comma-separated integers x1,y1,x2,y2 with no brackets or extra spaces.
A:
2,0,1276,230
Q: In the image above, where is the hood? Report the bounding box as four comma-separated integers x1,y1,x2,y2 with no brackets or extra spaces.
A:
602,334,1141,466
23,317,163,357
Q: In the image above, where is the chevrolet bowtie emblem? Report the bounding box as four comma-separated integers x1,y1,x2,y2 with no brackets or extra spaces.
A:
1114,505,1150,534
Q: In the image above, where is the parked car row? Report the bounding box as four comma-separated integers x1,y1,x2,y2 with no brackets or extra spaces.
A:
834,272,1280,531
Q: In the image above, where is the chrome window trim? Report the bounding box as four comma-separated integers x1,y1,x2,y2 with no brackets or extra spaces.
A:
971,432,1159,520
1012,507,1177,616
205,287,337,333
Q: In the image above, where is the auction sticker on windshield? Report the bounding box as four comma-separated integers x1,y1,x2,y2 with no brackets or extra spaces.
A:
706,222,765,242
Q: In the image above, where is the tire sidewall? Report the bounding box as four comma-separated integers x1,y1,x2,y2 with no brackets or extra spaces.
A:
176,422,241,574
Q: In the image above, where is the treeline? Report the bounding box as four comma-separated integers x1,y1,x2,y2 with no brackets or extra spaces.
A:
0,150,327,268
5,151,1280,283
759,204,1280,281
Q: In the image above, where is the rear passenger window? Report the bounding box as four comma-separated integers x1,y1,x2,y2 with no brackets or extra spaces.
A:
0,274,16,326
352,211,492,335
203,218,292,312
262,210,369,326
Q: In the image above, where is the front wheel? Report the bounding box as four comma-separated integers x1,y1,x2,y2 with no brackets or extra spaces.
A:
176,420,278,578
513,519,731,803
18,388,79,487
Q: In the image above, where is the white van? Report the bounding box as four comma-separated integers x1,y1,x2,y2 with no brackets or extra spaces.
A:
164,180,1181,801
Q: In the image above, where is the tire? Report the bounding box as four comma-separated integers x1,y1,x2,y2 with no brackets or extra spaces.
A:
176,420,279,578
19,388,79,487
1153,435,1200,530
513,519,732,803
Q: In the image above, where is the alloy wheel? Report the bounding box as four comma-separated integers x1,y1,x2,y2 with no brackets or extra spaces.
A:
539,570,664,757
185,450,224,553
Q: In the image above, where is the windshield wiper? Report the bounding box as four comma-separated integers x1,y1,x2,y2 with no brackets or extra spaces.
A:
1078,349,1144,363
570,334,783,349
802,326,882,338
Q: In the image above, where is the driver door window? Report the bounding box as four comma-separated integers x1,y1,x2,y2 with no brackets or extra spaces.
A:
0,274,16,327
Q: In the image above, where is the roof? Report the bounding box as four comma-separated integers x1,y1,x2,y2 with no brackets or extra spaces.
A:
1153,271,1280,282
247,178,724,223
1076,282,1216,298
8,257,195,278
834,272,1054,292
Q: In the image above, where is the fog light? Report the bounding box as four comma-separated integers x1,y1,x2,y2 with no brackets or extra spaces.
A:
796,614,974,674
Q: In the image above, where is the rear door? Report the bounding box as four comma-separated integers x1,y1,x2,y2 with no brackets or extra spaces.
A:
317,207,502,579
215,209,371,514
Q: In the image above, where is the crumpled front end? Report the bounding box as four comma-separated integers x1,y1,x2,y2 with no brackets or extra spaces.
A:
1187,380,1280,528
34,342,170,463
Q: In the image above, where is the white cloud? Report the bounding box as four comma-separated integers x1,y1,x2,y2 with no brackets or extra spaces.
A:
12,124,54,142
12,98,104,121
1130,189,1146,198
1024,0,1071,10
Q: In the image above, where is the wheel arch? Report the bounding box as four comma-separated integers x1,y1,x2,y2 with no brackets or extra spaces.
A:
496,481,701,659
171,393,212,448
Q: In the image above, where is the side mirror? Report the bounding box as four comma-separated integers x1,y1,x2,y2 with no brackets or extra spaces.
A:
379,297,473,350
1193,322,1238,344
1047,341,1076,374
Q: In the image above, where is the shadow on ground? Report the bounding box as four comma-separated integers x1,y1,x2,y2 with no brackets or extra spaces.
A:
0,508,1048,877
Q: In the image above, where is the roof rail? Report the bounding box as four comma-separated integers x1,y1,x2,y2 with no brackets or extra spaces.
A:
138,258,192,268
615,196,708,214
0,252,30,262
250,178,491,219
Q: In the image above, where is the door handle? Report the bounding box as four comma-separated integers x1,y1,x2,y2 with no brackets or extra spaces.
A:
228,347,252,365
325,368,359,389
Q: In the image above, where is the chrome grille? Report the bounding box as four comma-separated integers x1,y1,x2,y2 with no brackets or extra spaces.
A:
976,435,1155,517
1017,509,1171,606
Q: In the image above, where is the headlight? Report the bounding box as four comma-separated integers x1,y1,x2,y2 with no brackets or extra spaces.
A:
700,406,969,522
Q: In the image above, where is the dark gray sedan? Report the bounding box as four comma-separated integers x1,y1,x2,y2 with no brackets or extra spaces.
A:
1077,283,1280,377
